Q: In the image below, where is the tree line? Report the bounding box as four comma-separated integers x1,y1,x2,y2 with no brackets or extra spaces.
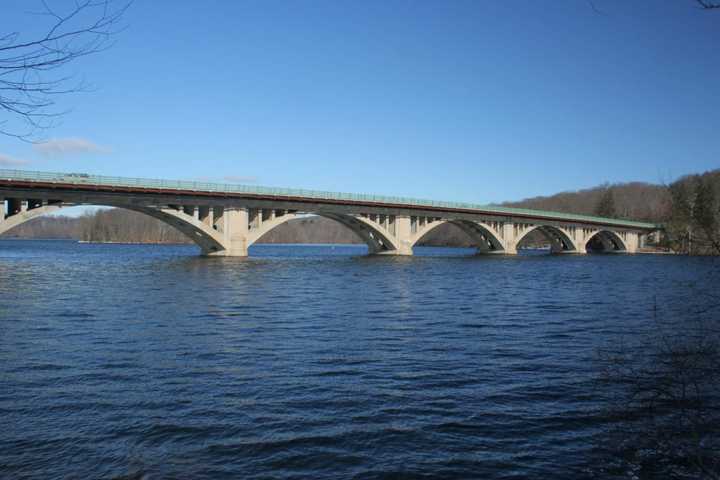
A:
504,169,720,254
3,208,189,244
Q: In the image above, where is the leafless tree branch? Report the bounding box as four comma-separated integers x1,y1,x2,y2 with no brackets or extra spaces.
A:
0,0,130,141
696,0,720,9
587,1,607,16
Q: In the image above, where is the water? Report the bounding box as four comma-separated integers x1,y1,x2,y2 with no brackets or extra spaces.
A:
0,240,716,479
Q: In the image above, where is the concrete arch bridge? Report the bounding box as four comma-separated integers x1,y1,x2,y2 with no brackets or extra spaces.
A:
1,170,660,257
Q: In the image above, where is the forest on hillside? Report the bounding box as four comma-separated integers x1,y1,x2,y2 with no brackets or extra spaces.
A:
3,169,719,254
503,181,670,222
502,169,720,254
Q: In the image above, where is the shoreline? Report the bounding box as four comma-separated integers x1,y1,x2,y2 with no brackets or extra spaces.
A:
0,238,688,254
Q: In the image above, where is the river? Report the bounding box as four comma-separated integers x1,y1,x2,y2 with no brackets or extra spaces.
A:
1,240,717,479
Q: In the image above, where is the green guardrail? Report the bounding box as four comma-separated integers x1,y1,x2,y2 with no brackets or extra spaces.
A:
0,169,660,229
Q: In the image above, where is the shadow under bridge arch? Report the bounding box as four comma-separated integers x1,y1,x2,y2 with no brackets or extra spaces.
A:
515,225,579,253
584,230,628,253
245,211,405,254
410,219,508,254
0,201,227,255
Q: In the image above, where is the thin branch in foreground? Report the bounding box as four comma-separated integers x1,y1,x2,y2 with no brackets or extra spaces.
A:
0,0,131,141
696,0,720,9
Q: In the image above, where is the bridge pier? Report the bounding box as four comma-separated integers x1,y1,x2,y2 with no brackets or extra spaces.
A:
374,215,413,255
205,206,249,257
502,224,517,255
625,232,640,253
226,207,250,256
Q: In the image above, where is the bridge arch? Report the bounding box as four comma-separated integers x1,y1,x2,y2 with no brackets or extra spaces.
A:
0,201,226,255
410,219,507,253
515,225,579,253
0,203,63,235
584,230,628,253
246,211,404,254
129,206,226,254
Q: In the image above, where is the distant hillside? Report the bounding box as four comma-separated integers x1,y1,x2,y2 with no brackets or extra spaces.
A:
503,181,671,223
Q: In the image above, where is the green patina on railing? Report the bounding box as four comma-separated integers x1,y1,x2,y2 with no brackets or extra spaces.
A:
0,169,659,229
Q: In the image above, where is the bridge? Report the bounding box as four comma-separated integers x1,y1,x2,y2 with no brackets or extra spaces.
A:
0,169,659,257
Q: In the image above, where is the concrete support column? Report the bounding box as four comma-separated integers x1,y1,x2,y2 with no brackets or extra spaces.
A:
20,200,28,213
0,198,5,220
193,206,200,221
503,223,517,254
573,227,582,249
202,207,214,227
625,232,640,253
222,207,249,256
574,242,588,254
212,206,224,232
248,208,261,229
580,232,590,253
387,215,413,255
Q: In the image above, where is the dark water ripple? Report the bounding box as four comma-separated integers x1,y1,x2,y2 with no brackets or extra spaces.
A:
0,240,717,479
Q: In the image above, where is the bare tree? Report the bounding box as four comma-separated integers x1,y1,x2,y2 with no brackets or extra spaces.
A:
0,0,130,140
594,186,619,218
503,181,672,223
665,172,720,255
697,0,720,9
588,1,720,14
596,292,720,479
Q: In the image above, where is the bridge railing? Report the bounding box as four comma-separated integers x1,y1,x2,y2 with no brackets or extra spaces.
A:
0,168,659,229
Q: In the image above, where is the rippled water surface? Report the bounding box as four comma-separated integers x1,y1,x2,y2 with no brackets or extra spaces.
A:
0,240,716,479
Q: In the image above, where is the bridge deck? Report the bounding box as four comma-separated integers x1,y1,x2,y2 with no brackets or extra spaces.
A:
0,169,658,230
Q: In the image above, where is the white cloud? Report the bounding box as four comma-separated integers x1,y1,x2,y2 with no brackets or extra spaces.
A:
0,153,29,167
33,138,111,156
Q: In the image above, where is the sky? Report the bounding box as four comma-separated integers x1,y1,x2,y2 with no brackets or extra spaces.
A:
1,0,719,205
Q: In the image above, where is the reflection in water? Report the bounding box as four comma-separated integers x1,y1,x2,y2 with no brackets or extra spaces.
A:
0,240,716,480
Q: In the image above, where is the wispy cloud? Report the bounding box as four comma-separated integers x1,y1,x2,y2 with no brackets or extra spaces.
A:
33,138,111,156
223,175,258,184
0,153,29,167
194,175,259,184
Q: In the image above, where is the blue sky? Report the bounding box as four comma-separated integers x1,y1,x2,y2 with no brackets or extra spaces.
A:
1,0,718,204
